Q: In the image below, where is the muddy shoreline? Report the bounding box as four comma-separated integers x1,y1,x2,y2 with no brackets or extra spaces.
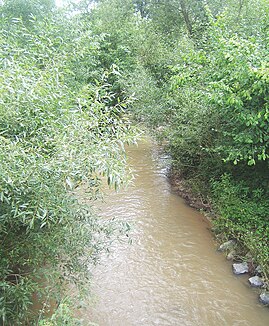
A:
168,169,212,212
166,166,269,305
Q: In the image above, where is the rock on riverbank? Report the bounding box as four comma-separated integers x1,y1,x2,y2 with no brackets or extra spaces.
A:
248,276,264,288
232,262,249,275
259,292,269,305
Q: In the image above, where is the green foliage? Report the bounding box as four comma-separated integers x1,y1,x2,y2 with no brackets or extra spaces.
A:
117,0,269,283
212,174,269,273
89,0,137,71
164,18,269,168
146,0,185,35
1,0,269,322
38,300,82,326
0,7,136,325
126,65,167,127
0,0,55,22
205,22,269,166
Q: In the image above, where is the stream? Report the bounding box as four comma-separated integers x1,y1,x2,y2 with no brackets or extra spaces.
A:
79,138,269,326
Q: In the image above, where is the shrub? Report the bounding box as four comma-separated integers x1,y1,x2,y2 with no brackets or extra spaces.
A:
212,174,269,273
0,12,136,325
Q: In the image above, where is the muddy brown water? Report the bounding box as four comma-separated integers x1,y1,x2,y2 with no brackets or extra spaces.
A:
79,138,269,326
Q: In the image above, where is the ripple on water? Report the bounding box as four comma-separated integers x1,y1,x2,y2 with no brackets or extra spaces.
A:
79,139,269,326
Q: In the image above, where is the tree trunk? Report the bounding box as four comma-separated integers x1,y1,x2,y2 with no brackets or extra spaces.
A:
179,0,193,36
237,0,245,21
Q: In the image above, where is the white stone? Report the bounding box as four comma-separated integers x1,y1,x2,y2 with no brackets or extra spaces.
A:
218,240,236,252
248,276,264,287
226,250,236,261
259,292,269,305
232,262,249,275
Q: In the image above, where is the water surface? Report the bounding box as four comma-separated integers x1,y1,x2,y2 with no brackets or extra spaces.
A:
80,139,269,326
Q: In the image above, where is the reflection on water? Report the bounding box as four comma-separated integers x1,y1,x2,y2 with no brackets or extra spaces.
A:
79,138,269,326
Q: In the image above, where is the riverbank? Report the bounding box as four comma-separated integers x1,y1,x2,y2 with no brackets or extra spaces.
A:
168,170,212,212
165,160,269,303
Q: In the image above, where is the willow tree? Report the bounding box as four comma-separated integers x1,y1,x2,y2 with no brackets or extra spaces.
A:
0,3,136,324
0,0,55,21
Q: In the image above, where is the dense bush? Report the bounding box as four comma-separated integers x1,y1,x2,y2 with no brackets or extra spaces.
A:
0,7,136,325
114,0,269,282
212,175,269,276
161,12,269,271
